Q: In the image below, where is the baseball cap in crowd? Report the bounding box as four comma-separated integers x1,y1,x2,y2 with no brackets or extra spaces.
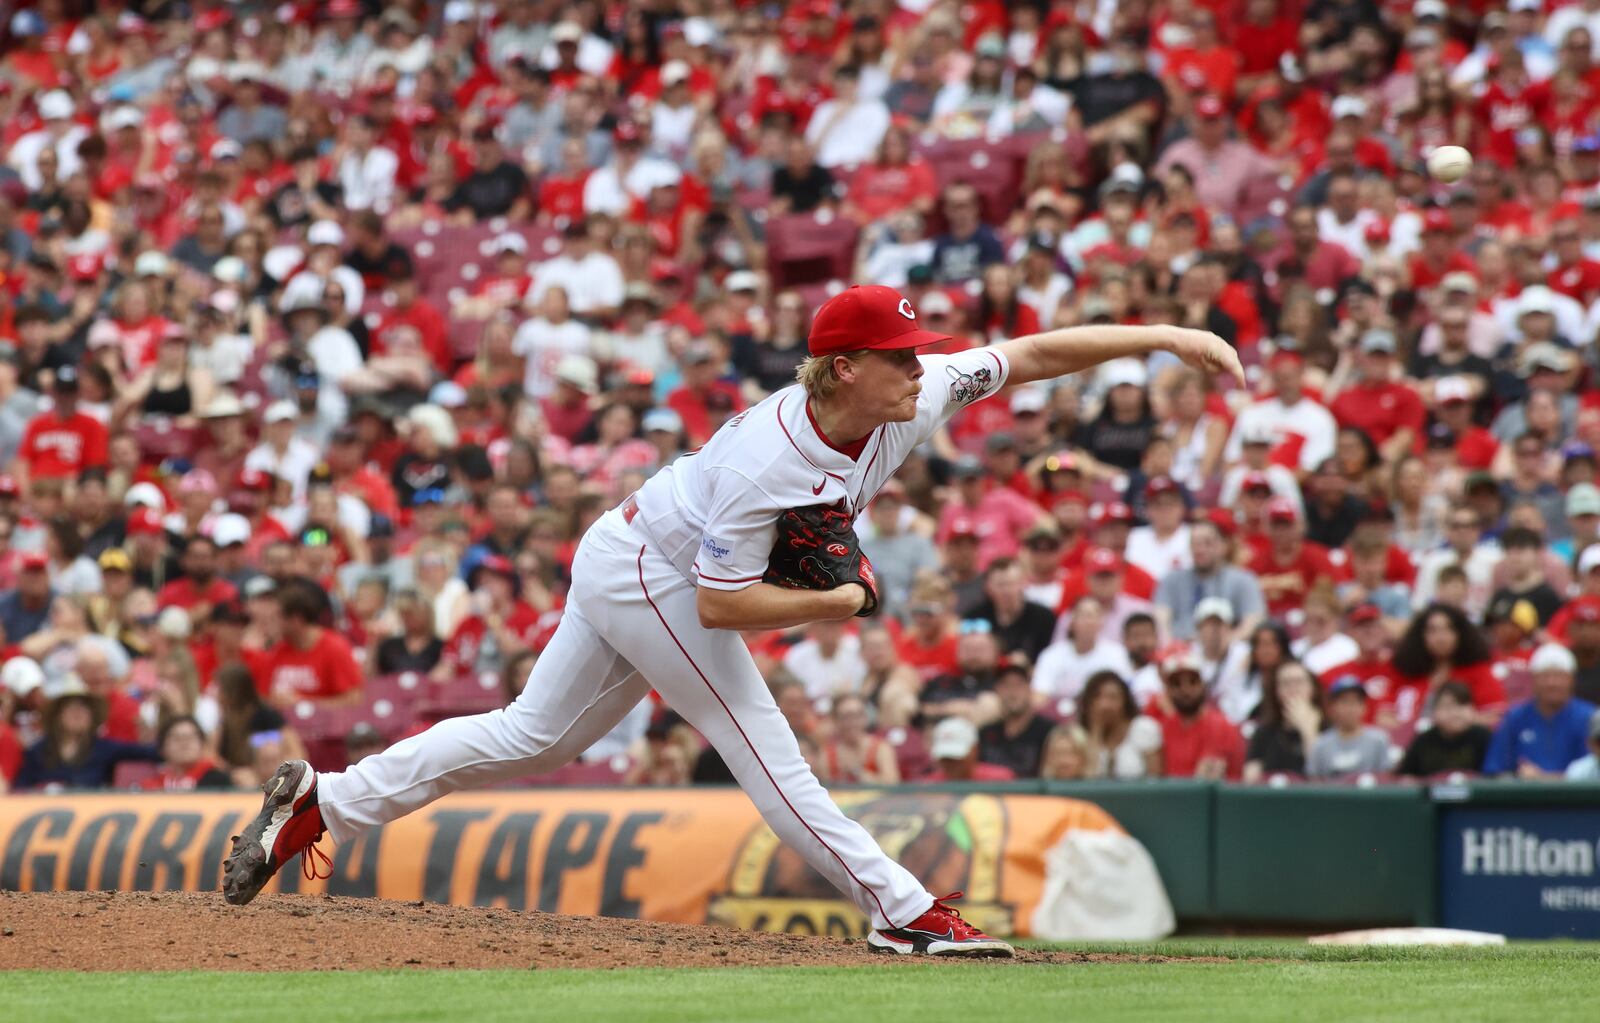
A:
951,455,985,480
37,89,73,120
244,577,277,600
210,513,252,548
126,507,166,537
1564,442,1596,464
1330,96,1368,120
1159,645,1203,678
554,355,599,394
237,468,273,493
1266,496,1299,523
919,290,955,317
487,232,527,256
53,365,80,391
134,251,171,277
1439,272,1478,296
1145,475,1181,499
210,599,249,625
1100,358,1147,390
551,20,583,42
1009,387,1048,415
307,220,345,248
19,551,49,572
1487,594,1540,632
1241,470,1274,494
0,656,45,699
1099,163,1143,198
263,400,299,424
1359,328,1397,354
68,252,104,282
1327,675,1368,699
807,285,952,357
1414,0,1447,18
1520,341,1573,376
1435,376,1473,405
1517,285,1558,318
661,60,691,86
1568,484,1600,518
946,514,979,540
1194,95,1225,119
642,408,684,434
929,717,979,760
1348,603,1382,625
1422,209,1453,234
9,9,44,36
1530,642,1577,675
1093,501,1134,527
369,514,395,539
0,475,20,497
429,380,469,408
97,548,132,573
725,270,761,294
1194,596,1235,626
442,0,477,24
1085,547,1122,574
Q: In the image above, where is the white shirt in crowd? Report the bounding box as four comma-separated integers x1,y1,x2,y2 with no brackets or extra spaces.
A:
513,317,592,399
338,146,399,211
1225,397,1338,472
527,252,625,315
782,635,869,701
1216,463,1305,515
804,98,890,168
1124,524,1193,582
1032,639,1135,709
1316,208,1379,260
582,156,682,215
1294,632,1360,678
8,126,88,190
1089,716,1164,780
244,436,322,501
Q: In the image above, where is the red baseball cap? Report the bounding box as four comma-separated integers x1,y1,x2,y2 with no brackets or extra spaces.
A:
1093,501,1134,528
0,474,19,497
1207,507,1237,535
1267,348,1305,370
1575,601,1600,624
614,120,642,144
1348,603,1382,625
126,507,165,536
1086,547,1123,574
1266,496,1299,523
1423,209,1453,234
477,554,515,578
1145,475,1180,499
68,252,104,281
19,551,49,571
1194,95,1226,119
947,515,979,539
1049,488,1088,509
237,468,273,492
1363,219,1391,245
1241,471,1273,494
807,285,952,357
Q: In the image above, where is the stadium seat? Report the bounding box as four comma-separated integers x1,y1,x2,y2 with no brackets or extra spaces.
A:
766,211,859,289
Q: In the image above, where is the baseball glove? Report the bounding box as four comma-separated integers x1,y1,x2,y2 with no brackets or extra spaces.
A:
764,503,880,617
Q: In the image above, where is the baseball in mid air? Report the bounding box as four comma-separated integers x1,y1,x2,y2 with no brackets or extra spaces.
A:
1427,145,1473,184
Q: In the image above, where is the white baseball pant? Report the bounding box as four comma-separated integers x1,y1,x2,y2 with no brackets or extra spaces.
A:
317,507,934,930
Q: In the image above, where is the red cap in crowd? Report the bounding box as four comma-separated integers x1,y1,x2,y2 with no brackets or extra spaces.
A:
1085,547,1122,574
0,475,19,497
238,468,273,492
807,285,952,357
1145,476,1180,499
1194,95,1226,119
477,554,515,578
1241,471,1273,494
1266,497,1299,523
68,252,104,281
1423,209,1453,234
1574,601,1600,624
1348,603,1382,625
1207,507,1237,536
1093,501,1134,528
19,551,49,571
1049,488,1088,509
947,515,979,539
126,507,166,536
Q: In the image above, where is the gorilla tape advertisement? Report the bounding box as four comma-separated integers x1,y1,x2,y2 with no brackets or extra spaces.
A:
0,789,1172,939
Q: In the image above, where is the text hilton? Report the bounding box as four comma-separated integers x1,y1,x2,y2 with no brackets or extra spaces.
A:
1461,828,1597,877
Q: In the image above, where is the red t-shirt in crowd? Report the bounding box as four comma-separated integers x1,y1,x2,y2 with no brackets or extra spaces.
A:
102,689,142,743
846,159,938,222
1157,705,1245,779
156,576,239,612
0,723,21,784
138,759,226,791
20,410,110,479
373,298,452,376
895,631,960,683
1320,655,1403,724
1250,541,1337,618
1330,381,1425,447
667,382,745,447
439,603,543,675
265,629,363,701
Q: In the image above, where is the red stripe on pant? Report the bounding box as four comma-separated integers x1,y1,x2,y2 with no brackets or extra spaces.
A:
635,545,900,929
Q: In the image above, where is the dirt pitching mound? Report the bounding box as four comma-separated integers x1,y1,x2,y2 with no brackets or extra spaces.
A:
0,890,1227,971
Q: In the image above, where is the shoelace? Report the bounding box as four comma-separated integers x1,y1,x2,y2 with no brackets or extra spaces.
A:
928,891,985,939
300,840,333,882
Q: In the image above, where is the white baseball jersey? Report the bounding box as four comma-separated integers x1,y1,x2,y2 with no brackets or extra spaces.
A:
315,342,1010,934
632,347,1010,590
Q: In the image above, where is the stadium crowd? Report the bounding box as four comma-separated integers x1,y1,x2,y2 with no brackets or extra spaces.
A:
3,0,1600,797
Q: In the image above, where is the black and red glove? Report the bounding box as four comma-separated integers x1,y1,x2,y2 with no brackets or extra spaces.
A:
763,503,879,617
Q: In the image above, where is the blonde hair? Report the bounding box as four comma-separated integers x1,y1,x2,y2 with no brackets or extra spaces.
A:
796,350,870,399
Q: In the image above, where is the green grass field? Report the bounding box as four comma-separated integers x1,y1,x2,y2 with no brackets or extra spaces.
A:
8,941,1599,1023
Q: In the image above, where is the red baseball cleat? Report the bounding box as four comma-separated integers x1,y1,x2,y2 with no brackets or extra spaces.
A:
222,760,330,906
866,892,1015,957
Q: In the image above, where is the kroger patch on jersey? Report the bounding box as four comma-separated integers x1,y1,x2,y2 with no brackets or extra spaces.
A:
701,536,733,561
1439,806,1600,938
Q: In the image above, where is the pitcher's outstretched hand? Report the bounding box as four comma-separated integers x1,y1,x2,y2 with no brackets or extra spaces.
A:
1166,327,1246,387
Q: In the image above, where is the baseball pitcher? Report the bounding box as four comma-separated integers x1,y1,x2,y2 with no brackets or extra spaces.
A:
223,284,1241,956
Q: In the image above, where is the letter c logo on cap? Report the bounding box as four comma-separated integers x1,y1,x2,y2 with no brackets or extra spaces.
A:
897,298,915,320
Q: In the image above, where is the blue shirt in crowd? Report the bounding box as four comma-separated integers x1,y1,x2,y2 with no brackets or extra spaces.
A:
1483,698,1599,776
